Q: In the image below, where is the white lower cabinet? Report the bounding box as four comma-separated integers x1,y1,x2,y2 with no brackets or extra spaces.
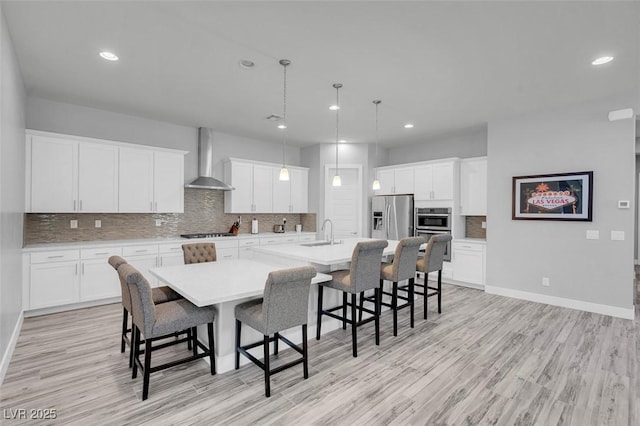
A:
451,241,485,285
30,259,80,310
24,234,317,313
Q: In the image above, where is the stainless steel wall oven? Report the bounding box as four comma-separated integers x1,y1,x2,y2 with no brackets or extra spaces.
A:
414,207,452,261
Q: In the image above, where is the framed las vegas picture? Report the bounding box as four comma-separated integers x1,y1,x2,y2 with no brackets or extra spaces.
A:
512,171,593,221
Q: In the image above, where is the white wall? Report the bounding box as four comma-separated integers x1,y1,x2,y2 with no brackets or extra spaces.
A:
487,95,637,317
26,97,301,184
387,125,487,165
0,6,26,382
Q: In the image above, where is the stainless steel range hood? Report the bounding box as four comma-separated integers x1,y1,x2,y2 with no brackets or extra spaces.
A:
185,127,234,190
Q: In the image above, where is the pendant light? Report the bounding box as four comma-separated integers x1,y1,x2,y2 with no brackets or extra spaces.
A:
278,59,291,181
332,83,342,187
372,100,381,190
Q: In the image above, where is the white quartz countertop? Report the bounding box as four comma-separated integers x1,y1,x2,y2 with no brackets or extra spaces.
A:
23,231,317,252
150,259,331,307
253,237,399,266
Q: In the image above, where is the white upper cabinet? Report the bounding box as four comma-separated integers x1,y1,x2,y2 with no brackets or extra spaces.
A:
225,158,308,213
414,161,455,201
119,149,184,213
273,167,309,213
153,151,184,213
78,143,119,212
28,135,118,213
374,167,414,195
289,167,308,213
119,148,154,212
460,157,487,216
29,135,78,212
27,130,186,213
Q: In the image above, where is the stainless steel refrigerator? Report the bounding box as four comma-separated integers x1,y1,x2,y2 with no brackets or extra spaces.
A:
371,195,414,240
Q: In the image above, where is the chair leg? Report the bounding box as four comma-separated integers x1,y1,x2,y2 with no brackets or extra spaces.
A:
132,327,139,379
316,285,323,340
342,293,348,330
358,291,365,322
409,278,415,328
235,319,241,370
351,293,358,358
192,327,198,357
208,322,216,375
187,328,192,350
264,335,271,397
424,274,428,320
437,270,442,314
374,287,380,346
392,282,398,337
142,339,152,401
274,332,279,356
302,324,309,379
121,307,128,353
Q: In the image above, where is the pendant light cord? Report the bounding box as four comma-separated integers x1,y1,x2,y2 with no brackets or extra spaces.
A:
281,61,288,168
335,84,340,177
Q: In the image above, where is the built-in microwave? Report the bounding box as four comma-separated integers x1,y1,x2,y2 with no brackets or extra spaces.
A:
415,207,452,231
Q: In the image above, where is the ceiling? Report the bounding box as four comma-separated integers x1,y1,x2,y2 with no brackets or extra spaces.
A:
2,1,638,148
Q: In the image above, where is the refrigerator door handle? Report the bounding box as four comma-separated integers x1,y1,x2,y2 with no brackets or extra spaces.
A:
386,203,391,239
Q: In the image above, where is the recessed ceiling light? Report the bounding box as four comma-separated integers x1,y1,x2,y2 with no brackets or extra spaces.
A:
404,123,414,129
239,59,255,69
592,56,614,66
99,51,118,61
277,124,287,129
329,105,340,111
339,139,347,143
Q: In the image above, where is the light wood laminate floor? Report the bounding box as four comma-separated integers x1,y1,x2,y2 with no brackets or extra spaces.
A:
1,283,638,425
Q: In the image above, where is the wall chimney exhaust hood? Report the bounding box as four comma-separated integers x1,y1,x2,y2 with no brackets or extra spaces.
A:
185,127,234,190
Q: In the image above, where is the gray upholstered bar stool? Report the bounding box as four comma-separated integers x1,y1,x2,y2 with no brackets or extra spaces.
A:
361,236,425,336
235,266,317,397
120,264,217,401
108,255,184,368
415,234,453,319
316,239,388,358
182,243,217,264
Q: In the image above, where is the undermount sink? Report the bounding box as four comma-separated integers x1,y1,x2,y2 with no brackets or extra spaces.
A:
300,240,343,247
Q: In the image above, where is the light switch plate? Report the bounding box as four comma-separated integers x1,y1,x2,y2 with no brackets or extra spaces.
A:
70,220,78,229
155,220,162,227
95,220,101,228
586,230,599,240
618,200,630,209
611,230,625,241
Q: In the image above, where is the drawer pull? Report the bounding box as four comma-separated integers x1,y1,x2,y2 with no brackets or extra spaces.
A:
94,252,109,255
170,247,181,251
223,255,233,258
135,249,148,253
47,255,65,259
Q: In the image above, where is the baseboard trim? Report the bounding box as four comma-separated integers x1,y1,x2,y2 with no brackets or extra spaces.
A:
0,311,24,385
485,285,634,320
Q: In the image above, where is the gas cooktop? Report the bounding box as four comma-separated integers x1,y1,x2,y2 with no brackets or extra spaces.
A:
180,232,235,239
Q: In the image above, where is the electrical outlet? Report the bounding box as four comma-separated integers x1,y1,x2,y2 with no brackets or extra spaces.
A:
611,230,625,241
481,221,487,229
542,277,550,287
155,220,162,227
70,220,78,229
95,220,101,228
586,230,599,240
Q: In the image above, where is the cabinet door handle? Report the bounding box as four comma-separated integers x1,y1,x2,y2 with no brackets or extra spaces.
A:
154,201,158,211
79,200,83,211
47,255,64,259
150,201,153,211
75,264,78,275
73,200,77,211
81,263,85,275
159,257,163,266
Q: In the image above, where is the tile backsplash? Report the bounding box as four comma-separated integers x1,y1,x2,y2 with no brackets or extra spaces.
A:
465,216,487,239
24,189,317,245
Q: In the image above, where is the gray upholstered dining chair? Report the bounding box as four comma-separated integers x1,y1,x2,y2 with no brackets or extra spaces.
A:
182,243,217,264
235,265,317,398
119,263,217,401
360,236,425,336
316,239,388,358
415,234,453,319
108,255,185,368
